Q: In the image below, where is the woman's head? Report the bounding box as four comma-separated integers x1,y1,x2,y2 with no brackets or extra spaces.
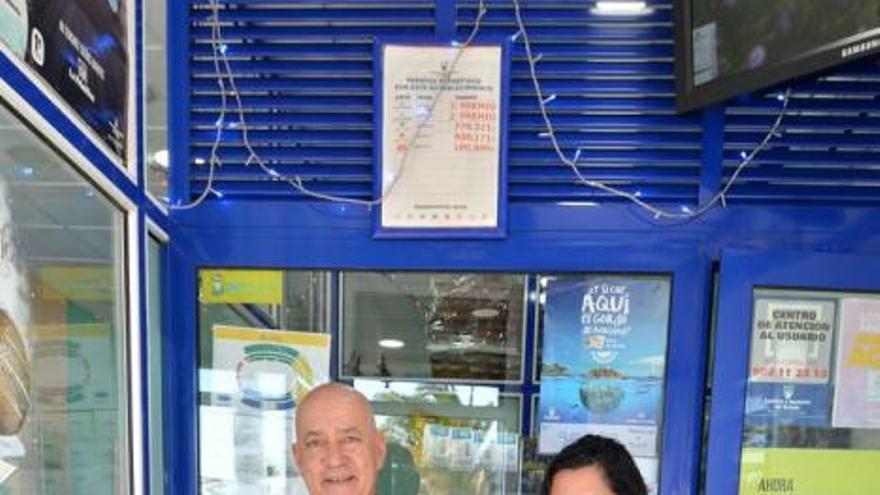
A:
541,435,647,495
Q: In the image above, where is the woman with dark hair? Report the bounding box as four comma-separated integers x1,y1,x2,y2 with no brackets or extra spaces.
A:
541,434,647,495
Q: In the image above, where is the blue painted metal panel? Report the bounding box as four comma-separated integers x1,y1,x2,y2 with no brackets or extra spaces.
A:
170,0,194,205
705,249,880,495
183,0,880,208
172,200,716,495
186,0,437,202
166,239,200,495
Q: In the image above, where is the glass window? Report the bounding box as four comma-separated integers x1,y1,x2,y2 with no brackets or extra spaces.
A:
0,102,128,493
740,288,880,494
355,380,521,495
147,234,166,494
521,395,545,495
341,272,527,382
144,0,168,202
534,274,671,495
197,269,330,494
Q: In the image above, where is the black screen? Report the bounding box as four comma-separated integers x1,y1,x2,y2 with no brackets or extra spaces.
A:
677,0,880,112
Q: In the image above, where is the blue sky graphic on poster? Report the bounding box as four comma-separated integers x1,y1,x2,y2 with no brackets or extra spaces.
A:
538,275,670,457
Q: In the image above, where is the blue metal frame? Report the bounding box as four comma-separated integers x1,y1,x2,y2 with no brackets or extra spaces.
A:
170,199,713,495
705,248,880,495
0,50,139,200
167,238,200,494
167,0,192,206
0,1,179,495
372,37,511,239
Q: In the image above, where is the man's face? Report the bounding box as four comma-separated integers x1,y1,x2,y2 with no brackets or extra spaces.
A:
550,465,615,495
293,390,386,495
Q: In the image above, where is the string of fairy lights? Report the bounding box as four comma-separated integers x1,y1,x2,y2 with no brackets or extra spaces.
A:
173,0,792,221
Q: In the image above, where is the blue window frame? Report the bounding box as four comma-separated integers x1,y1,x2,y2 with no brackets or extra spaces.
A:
706,249,880,495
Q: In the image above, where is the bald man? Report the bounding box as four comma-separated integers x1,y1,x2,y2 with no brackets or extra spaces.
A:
293,383,387,495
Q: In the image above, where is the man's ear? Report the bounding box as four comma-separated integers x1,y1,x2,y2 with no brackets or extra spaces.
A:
292,442,302,469
375,432,388,468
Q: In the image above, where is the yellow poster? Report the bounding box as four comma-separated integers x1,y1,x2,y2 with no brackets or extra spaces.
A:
199,270,283,304
37,266,116,302
740,448,880,495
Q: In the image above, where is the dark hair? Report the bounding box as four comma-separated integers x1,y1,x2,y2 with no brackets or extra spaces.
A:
540,434,647,495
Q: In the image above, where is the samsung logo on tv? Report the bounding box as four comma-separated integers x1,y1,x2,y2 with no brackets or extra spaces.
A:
841,37,880,58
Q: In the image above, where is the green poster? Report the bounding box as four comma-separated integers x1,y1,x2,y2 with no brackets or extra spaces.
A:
740,448,880,495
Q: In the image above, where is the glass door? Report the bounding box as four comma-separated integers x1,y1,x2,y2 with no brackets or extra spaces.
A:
705,249,880,495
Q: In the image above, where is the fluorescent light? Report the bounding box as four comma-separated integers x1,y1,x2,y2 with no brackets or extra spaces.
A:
378,339,405,349
593,1,651,16
471,308,500,319
152,149,169,168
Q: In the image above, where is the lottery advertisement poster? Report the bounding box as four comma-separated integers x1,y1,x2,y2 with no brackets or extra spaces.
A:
538,275,671,494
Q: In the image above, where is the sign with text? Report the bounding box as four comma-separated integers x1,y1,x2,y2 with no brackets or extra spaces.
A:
748,298,834,384
0,0,129,163
199,269,283,305
538,275,670,494
740,448,880,495
377,43,506,235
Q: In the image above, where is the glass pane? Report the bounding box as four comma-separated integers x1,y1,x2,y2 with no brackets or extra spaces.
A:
197,269,330,494
0,102,128,493
147,235,165,495
341,272,527,382
535,274,671,495
145,0,168,202
521,395,546,495
740,288,880,495
356,380,521,495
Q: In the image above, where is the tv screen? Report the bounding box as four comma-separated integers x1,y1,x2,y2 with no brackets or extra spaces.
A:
676,0,880,113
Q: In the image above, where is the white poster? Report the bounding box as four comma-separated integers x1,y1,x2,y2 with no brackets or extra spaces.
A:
202,325,331,495
381,44,502,229
832,298,880,429
748,298,834,384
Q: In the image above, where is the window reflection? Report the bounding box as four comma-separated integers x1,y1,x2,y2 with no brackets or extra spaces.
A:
342,272,526,382
145,0,168,202
356,380,521,495
147,235,166,494
197,269,330,494
0,102,127,494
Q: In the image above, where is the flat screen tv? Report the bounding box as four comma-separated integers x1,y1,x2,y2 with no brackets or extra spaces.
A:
676,0,880,113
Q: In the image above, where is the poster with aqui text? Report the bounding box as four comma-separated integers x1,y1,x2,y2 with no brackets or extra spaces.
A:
538,275,670,495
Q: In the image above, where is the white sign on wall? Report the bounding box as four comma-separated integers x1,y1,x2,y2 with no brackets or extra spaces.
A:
379,44,505,234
